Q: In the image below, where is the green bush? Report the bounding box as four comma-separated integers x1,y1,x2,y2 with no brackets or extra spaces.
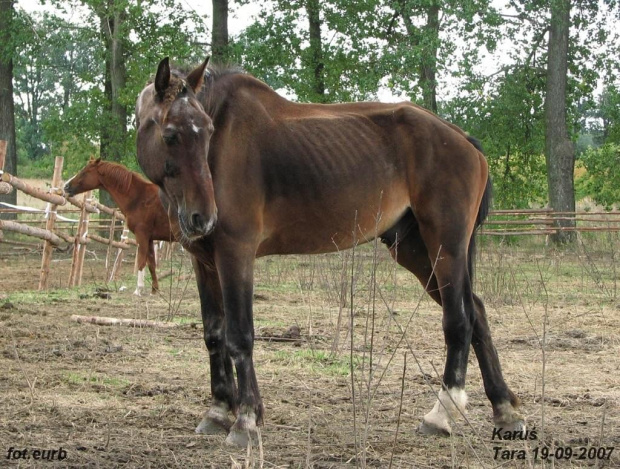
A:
577,143,620,209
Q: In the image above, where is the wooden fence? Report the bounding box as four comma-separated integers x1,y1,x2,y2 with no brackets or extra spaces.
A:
2,139,619,290
480,209,620,236
0,144,138,290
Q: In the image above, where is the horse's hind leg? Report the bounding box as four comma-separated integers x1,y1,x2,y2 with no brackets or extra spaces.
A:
383,213,523,434
470,296,524,431
192,255,238,435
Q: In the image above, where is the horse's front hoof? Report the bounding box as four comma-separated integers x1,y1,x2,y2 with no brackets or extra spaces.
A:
418,418,451,436
224,410,259,447
225,428,257,447
195,417,230,435
133,289,142,297
195,408,232,435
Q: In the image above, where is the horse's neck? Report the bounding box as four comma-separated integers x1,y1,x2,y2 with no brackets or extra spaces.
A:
98,171,138,214
204,74,282,120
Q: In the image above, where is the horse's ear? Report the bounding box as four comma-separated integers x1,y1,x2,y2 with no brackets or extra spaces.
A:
186,56,210,94
155,57,171,98
95,157,101,164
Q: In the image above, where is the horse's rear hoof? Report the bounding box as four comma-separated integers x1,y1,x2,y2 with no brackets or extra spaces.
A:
494,418,526,434
418,418,451,436
493,402,526,433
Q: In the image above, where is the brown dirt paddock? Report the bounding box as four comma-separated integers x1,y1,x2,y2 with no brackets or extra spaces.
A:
0,236,619,468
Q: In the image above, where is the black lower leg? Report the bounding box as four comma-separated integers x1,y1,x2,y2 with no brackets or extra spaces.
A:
471,294,519,409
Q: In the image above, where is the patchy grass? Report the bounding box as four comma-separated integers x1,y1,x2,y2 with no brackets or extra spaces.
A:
1,240,619,468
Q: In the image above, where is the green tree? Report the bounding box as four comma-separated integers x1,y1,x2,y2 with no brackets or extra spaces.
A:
12,0,206,180
0,0,17,215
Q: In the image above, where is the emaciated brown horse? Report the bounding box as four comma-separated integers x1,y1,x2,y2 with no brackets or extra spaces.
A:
135,56,525,446
64,158,175,295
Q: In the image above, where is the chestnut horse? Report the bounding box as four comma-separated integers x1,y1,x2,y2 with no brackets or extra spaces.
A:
135,56,525,446
64,158,175,295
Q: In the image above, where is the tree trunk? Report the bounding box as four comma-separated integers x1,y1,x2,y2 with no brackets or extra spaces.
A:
420,3,439,113
544,0,575,244
306,0,326,103
98,2,127,235
212,0,229,63
99,4,127,210
0,0,17,218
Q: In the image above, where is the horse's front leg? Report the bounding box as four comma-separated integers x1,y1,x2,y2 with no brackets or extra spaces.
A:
133,235,149,296
192,255,238,435
215,243,263,447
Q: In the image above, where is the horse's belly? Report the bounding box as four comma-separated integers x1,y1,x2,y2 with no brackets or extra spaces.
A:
256,185,410,256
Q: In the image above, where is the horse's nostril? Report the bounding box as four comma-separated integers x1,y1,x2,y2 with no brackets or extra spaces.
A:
191,212,206,231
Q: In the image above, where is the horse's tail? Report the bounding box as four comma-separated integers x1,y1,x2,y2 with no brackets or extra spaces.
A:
467,136,493,286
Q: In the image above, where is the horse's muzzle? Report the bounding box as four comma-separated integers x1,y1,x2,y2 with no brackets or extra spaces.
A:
180,210,217,240
63,184,75,197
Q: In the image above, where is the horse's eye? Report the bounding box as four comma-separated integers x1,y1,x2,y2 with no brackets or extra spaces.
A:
181,86,188,95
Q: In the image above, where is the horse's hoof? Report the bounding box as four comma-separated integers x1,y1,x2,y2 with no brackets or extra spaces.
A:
494,418,526,434
133,289,142,297
418,418,451,436
195,410,232,435
493,402,526,433
224,410,259,447
225,428,257,447
195,418,229,435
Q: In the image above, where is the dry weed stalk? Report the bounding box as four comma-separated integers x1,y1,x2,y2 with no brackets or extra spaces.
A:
10,329,37,404
388,351,407,469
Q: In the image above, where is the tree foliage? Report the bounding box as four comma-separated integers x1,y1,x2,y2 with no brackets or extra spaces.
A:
5,0,620,212
12,0,206,176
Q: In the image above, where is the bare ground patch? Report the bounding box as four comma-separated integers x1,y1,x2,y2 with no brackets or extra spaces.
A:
0,240,619,468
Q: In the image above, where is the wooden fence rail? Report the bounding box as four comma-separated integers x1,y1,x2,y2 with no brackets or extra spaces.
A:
481,209,620,236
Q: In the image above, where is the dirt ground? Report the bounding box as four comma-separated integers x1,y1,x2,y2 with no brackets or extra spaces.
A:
0,238,619,468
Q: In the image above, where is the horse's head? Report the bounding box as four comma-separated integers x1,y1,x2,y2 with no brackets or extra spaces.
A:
136,56,216,241
64,157,102,197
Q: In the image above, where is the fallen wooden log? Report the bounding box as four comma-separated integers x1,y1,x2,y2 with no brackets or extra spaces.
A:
71,314,177,328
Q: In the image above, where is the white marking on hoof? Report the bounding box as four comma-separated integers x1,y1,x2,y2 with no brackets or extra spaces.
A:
195,404,232,435
420,388,467,436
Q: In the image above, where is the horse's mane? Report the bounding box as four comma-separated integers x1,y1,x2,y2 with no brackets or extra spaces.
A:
97,161,148,195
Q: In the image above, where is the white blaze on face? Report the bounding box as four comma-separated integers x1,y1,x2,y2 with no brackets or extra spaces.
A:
191,120,201,135
63,174,76,188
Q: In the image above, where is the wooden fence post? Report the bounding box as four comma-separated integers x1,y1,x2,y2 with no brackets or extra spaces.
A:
109,225,129,282
105,209,118,278
38,156,64,290
75,193,93,286
69,191,92,287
